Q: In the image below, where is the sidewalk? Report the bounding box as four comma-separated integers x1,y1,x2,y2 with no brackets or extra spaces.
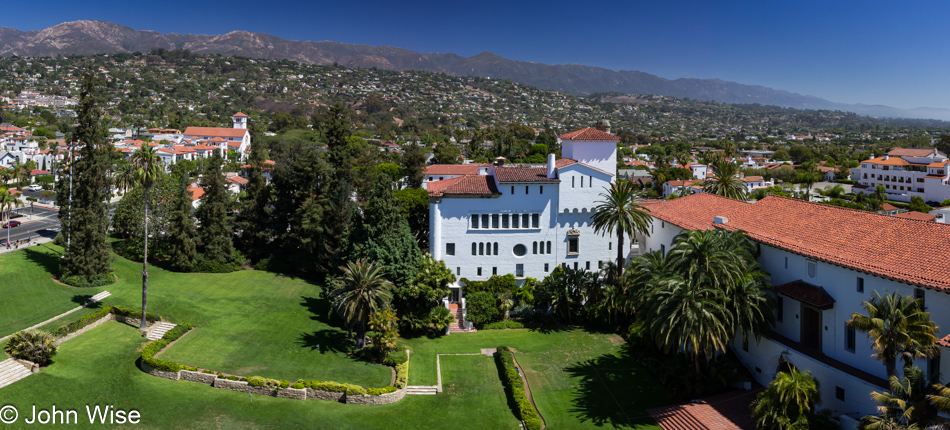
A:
0,236,54,255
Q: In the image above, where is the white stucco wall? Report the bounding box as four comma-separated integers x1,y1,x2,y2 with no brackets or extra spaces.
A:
562,139,617,177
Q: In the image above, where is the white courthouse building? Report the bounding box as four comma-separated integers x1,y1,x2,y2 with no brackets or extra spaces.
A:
639,193,950,423
427,126,619,300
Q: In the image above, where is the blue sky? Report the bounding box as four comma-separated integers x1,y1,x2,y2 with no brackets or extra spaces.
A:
7,0,950,109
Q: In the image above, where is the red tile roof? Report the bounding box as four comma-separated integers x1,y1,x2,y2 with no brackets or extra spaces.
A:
187,185,205,201
428,175,500,197
183,127,247,139
424,164,483,176
893,211,937,222
638,193,950,291
494,166,559,183
232,112,248,118
776,280,835,309
888,147,937,157
558,127,619,141
667,180,701,187
863,157,910,166
29,169,51,176
927,161,949,168
227,176,249,185
881,203,898,211
742,176,764,182
648,389,761,430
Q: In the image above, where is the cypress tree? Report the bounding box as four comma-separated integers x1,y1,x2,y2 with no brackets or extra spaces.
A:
348,177,422,288
59,68,112,284
235,141,271,261
195,153,235,271
168,172,197,271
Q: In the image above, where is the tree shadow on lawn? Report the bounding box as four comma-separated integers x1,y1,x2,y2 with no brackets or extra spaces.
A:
23,246,61,276
70,294,102,309
297,329,350,354
300,295,348,328
563,345,669,429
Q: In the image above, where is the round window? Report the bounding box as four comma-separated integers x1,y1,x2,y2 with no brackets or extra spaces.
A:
513,244,527,257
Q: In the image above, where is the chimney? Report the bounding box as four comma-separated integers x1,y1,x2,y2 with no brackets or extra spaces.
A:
869,155,875,159
882,155,889,160
547,153,556,178
713,216,729,224
595,119,611,134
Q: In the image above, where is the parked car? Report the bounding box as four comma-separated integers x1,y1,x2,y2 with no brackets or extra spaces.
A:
2,220,22,228
26,185,43,191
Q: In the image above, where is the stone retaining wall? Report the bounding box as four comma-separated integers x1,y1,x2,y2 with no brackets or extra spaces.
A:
139,361,180,381
114,315,152,329
210,378,306,400
277,387,307,400
344,387,408,405
306,388,345,402
181,370,216,384
55,314,115,346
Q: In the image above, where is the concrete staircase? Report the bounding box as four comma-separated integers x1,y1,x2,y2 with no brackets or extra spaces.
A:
0,358,32,389
88,291,112,303
448,303,476,334
146,322,177,341
406,385,438,395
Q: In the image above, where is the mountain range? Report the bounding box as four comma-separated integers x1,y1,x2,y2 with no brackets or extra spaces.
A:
2,20,948,121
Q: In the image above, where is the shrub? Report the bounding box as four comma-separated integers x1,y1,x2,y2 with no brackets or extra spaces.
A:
4,329,57,365
192,256,239,273
466,291,498,326
394,361,409,389
141,323,193,373
367,386,397,396
295,380,368,395
60,272,114,288
112,306,162,323
291,382,305,389
51,306,113,338
383,350,408,366
495,346,542,430
429,306,454,331
181,365,198,371
482,320,525,330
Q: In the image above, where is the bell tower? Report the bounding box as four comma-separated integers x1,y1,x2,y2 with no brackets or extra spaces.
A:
232,112,248,129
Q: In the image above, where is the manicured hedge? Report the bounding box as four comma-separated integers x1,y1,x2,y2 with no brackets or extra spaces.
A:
248,376,290,389
482,320,525,330
394,361,409,389
142,323,194,372
496,346,542,430
112,306,162,323
51,307,113,338
293,380,367,395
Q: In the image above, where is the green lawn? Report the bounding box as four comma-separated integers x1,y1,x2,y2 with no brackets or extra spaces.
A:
0,245,108,337
0,244,673,428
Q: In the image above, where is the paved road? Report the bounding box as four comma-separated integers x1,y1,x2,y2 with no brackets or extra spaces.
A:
1,206,61,246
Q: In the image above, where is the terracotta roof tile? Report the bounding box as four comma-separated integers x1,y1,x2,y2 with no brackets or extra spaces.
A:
424,164,483,176
183,127,247,139
888,147,936,157
428,175,500,197
648,389,761,430
558,127,619,141
776,280,835,309
233,112,248,118
495,166,559,183
187,185,205,201
893,211,937,222
863,157,910,166
639,193,950,291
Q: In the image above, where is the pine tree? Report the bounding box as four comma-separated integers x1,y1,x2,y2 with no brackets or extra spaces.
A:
348,177,422,288
59,68,112,284
195,153,235,271
235,141,271,261
168,172,197,271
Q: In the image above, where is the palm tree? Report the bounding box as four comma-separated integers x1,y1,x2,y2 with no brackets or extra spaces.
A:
3,329,57,365
10,159,24,191
751,368,822,430
113,160,136,195
130,145,163,331
591,180,653,277
861,366,940,430
330,259,394,349
0,188,23,245
644,274,733,377
666,228,751,292
703,157,748,201
800,162,820,201
729,266,776,345
847,291,938,378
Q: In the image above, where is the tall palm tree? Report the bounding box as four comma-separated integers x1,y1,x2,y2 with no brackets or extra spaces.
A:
703,157,748,201
729,266,776,345
130,145,163,331
645,274,732,377
666,228,751,292
10,159,24,191
591,180,653,277
861,366,940,430
847,291,939,378
751,368,822,430
330,259,394,349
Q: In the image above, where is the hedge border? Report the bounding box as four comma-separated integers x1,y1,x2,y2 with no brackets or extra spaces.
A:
496,346,543,430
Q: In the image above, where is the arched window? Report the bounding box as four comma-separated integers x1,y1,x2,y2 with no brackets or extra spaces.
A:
472,243,477,255
546,241,552,254
533,242,538,254
493,242,499,255
479,243,484,255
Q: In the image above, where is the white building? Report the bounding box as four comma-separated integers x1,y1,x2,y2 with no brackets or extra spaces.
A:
182,113,251,161
853,147,950,203
428,126,619,301
422,164,489,189
639,193,950,421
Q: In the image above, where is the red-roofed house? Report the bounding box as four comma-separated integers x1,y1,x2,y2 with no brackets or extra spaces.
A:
638,193,950,420
182,113,250,160
422,164,490,189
